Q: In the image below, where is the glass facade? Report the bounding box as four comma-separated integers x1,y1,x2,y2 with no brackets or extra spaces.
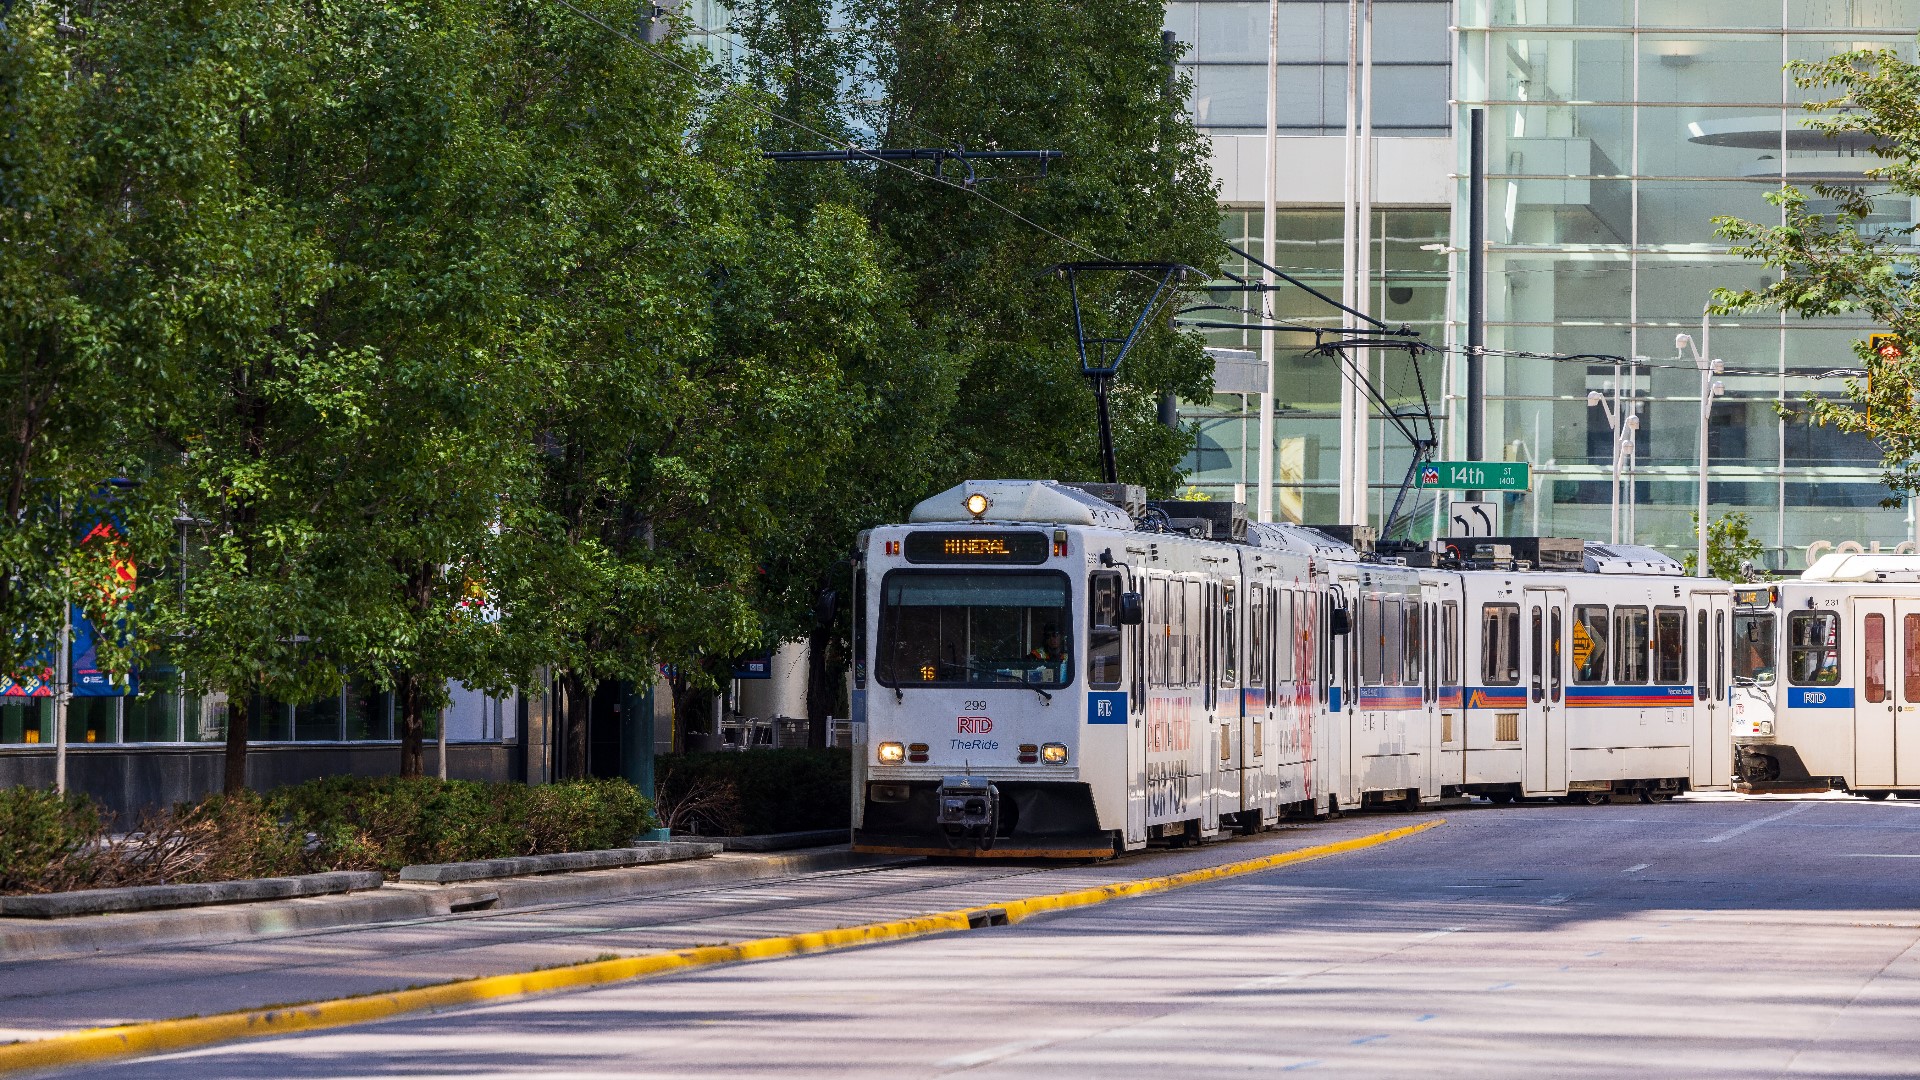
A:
1166,0,1452,133
1182,207,1450,527
0,682,513,747
1460,0,1920,570
1173,0,1920,571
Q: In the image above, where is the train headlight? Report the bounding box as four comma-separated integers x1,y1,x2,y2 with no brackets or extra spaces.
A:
1041,742,1069,765
876,741,905,765
965,493,991,517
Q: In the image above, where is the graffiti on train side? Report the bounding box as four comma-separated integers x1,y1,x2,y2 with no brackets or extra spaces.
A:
1144,694,1195,753
1146,760,1199,818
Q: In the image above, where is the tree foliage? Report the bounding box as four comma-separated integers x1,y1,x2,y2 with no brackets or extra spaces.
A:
0,0,1222,771
1684,512,1769,582
1715,48,1920,504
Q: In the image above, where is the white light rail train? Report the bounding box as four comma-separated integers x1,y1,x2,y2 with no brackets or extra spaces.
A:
1731,553,1920,799
849,479,1735,858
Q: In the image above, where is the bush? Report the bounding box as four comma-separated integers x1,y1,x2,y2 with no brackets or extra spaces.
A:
0,776,659,892
269,775,656,872
657,749,850,836
0,787,102,894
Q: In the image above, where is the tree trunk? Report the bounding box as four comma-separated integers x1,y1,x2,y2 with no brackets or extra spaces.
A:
805,624,832,749
398,672,425,778
221,697,250,794
561,671,591,780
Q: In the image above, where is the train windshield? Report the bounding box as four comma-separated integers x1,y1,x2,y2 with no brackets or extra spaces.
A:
877,571,1072,688
1732,612,1776,684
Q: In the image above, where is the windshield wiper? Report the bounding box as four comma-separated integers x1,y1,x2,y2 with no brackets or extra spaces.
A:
1030,685,1053,704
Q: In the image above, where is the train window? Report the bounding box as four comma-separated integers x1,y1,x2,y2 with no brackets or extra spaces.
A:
1864,613,1888,704
1733,612,1775,684
1481,604,1521,685
1088,572,1123,690
875,571,1072,688
1155,580,1169,689
1247,586,1266,691
1385,598,1405,686
1715,611,1727,700
1787,611,1840,686
1529,607,1544,701
1653,608,1686,685
1614,608,1651,684
1441,601,1459,686
1695,610,1709,699
1360,598,1382,686
1203,582,1215,703
852,564,868,690
1221,584,1237,687
1549,607,1564,702
1406,601,1424,692
1571,606,1609,684
1903,615,1920,702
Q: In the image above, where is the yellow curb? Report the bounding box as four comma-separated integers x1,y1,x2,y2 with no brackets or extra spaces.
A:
0,818,1440,1076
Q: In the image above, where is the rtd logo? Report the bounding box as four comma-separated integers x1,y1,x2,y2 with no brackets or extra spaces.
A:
957,716,993,734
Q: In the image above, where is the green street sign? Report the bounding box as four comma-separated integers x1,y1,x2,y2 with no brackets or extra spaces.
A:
1417,460,1531,491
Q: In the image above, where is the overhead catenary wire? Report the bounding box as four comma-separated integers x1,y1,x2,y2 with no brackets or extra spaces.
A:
550,0,1164,288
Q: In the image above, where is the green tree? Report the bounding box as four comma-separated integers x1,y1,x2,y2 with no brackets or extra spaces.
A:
0,3,177,687
485,7,908,773
730,0,1225,737
1715,47,1920,504
1685,512,1769,582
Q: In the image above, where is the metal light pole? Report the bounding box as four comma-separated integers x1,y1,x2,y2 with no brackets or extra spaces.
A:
1255,0,1278,522
1678,315,1725,578
1587,388,1622,544
54,605,69,794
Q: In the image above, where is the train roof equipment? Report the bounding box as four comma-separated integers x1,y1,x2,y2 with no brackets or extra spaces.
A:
1581,543,1684,576
907,479,1134,530
1802,553,1920,583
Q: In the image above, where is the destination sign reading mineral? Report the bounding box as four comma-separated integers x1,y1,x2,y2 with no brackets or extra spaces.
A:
903,531,1050,564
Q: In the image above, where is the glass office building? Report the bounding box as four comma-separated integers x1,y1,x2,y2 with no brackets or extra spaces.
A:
1171,0,1920,571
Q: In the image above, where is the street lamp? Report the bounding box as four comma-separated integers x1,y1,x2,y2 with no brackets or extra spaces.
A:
1677,315,1726,579
1587,385,1640,545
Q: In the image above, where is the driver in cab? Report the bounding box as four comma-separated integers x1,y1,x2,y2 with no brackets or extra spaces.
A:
1029,625,1067,663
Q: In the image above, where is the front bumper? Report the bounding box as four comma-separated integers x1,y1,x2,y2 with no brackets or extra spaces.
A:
853,779,1112,859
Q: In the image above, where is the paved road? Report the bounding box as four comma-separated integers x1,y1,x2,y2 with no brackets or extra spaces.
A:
60,794,1920,1077
0,814,1403,1041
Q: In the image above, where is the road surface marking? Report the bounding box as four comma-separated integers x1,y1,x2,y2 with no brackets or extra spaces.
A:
936,1035,1064,1068
0,819,1442,1076
1702,801,1813,843
1838,853,1920,858
1625,863,1649,872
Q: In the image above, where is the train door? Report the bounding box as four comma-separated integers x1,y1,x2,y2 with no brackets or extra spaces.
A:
1688,590,1734,789
1524,586,1569,793
1125,568,1148,845
1855,597,1897,789
1896,600,1920,787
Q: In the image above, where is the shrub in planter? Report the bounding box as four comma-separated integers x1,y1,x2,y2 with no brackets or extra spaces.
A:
269,776,656,871
522,779,654,855
0,787,103,893
657,749,850,836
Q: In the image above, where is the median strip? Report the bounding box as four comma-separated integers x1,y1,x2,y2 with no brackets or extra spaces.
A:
0,818,1440,1076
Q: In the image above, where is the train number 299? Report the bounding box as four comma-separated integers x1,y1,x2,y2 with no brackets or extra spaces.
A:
963,700,988,711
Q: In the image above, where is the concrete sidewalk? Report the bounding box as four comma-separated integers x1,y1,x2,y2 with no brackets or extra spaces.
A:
0,846,889,964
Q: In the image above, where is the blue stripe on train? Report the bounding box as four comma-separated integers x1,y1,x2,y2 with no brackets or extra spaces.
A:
1788,687,1854,709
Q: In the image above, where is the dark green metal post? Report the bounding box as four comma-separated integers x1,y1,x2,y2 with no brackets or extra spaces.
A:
622,680,670,841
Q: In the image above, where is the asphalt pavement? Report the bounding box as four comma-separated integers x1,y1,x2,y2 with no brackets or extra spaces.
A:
43,793,1920,1078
